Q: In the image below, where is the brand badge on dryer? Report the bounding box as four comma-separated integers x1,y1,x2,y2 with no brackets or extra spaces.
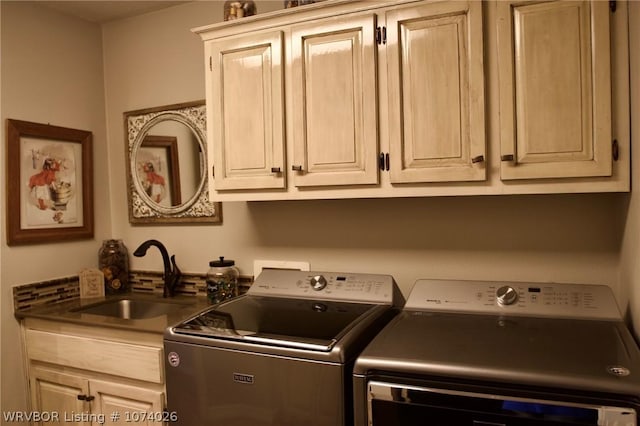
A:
233,373,254,384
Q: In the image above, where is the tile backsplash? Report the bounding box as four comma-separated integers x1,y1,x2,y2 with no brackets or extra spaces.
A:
13,271,253,312
13,276,80,312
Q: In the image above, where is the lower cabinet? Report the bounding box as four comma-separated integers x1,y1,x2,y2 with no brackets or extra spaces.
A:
30,367,164,425
29,367,88,424
23,319,166,426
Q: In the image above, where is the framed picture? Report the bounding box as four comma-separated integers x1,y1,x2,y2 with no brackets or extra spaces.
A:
138,135,182,207
6,119,94,245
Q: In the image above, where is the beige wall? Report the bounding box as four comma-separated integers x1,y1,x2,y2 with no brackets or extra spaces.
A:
102,1,625,295
0,1,112,416
1,0,638,419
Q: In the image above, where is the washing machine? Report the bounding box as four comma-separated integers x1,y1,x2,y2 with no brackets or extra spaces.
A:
165,269,404,426
354,279,640,425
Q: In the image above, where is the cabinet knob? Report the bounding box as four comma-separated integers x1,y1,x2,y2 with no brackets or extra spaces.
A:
471,155,485,164
501,154,515,162
270,167,282,173
291,165,303,172
77,394,95,402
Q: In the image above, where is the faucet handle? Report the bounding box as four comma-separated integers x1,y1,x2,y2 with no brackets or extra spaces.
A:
171,255,182,278
165,255,182,297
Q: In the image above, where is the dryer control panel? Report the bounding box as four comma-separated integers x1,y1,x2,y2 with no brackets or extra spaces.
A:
404,279,622,320
249,269,398,304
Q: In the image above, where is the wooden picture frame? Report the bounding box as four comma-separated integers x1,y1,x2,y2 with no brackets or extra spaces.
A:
139,135,182,207
6,119,94,245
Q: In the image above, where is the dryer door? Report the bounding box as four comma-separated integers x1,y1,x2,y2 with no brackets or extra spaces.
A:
367,381,635,426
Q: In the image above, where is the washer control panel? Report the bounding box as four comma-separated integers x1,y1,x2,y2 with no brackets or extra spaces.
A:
404,279,622,320
249,269,396,304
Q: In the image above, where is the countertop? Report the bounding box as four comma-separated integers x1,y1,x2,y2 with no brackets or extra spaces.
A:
15,292,211,334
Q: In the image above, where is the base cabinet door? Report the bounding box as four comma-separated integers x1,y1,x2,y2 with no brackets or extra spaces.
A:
497,0,612,180
30,367,90,426
29,367,164,426
387,0,486,183
90,380,164,425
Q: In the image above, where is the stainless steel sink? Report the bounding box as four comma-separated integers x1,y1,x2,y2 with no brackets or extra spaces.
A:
72,298,186,319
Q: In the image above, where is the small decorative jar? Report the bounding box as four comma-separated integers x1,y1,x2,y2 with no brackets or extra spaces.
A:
99,239,130,295
284,0,315,8
224,1,256,21
206,257,239,304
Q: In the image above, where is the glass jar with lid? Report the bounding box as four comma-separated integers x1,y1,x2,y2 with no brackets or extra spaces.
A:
206,257,239,303
98,239,130,295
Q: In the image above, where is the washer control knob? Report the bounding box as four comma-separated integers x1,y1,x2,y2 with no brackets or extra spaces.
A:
310,275,327,291
496,286,518,306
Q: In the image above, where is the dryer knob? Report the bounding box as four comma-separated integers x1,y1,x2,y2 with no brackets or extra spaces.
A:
310,275,327,291
496,286,518,306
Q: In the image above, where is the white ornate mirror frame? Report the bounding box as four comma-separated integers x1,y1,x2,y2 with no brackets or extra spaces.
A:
124,101,221,224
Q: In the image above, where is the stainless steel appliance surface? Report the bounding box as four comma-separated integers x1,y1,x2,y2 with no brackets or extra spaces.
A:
164,269,404,426
353,279,640,426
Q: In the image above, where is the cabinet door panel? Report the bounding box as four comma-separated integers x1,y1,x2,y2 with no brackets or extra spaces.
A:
388,1,486,183
291,15,378,187
208,31,285,190
30,367,90,426
91,380,164,425
498,1,612,179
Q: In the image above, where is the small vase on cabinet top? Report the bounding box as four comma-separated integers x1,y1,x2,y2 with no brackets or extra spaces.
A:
99,239,130,295
223,1,256,20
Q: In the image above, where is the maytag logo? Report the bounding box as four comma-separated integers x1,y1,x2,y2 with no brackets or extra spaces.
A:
233,373,255,384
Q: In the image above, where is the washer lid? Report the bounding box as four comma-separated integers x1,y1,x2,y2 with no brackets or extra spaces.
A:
354,311,640,396
172,295,382,351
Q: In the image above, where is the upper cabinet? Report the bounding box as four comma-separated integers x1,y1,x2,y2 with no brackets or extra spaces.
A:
497,1,613,180
194,0,629,201
207,30,286,190
387,1,486,183
290,14,379,187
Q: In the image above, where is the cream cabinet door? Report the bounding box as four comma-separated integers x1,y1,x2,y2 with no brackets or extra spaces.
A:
30,367,90,425
207,30,286,190
497,1,612,180
387,1,486,183
90,380,164,426
290,14,379,187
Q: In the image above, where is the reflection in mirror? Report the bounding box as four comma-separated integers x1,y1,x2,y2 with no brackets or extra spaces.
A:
124,101,221,224
139,135,182,206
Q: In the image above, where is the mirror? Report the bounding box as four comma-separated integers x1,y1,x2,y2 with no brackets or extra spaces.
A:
124,101,221,224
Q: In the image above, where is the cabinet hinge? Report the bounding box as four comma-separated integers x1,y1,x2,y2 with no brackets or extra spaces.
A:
378,152,390,171
609,0,617,12
612,139,619,161
376,26,387,45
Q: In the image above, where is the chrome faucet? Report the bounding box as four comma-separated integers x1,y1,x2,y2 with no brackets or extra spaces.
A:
133,239,181,298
